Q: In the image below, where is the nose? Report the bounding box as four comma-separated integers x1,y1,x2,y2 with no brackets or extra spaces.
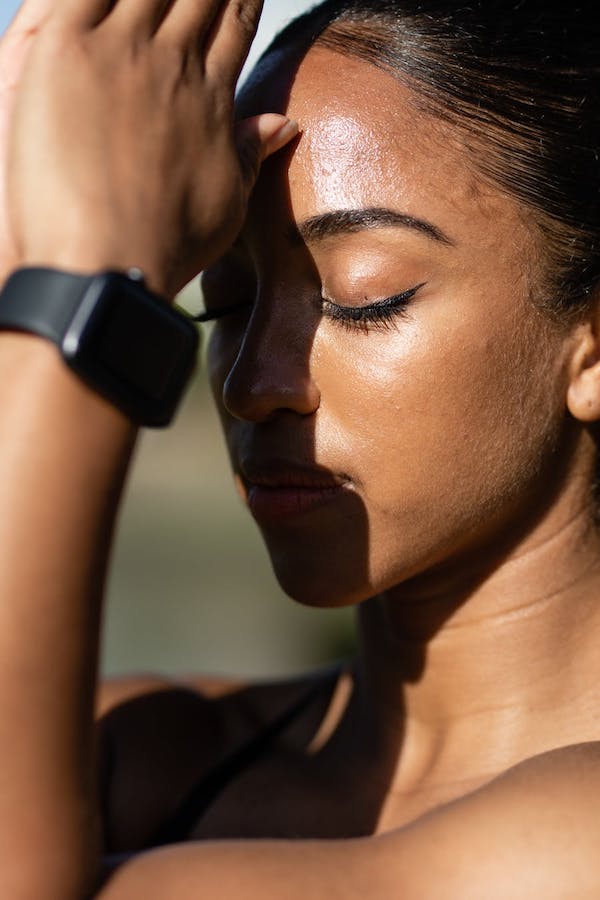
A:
221,304,321,423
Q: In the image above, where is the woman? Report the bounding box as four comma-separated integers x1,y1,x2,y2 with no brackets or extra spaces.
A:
0,0,598,896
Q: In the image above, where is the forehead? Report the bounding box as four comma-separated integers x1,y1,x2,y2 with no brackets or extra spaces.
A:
244,46,527,251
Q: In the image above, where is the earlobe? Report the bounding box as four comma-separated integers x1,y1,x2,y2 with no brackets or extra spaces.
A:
566,320,600,422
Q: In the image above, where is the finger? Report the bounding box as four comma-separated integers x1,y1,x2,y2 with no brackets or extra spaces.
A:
104,0,175,37
236,114,299,191
203,0,263,83
156,0,227,42
46,0,115,30
200,0,263,86
161,0,260,67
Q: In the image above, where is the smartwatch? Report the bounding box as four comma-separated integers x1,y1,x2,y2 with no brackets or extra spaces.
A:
0,267,200,427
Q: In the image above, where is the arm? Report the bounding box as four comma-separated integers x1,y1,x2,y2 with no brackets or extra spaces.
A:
5,3,598,899
0,335,135,899
97,743,600,899
0,0,295,896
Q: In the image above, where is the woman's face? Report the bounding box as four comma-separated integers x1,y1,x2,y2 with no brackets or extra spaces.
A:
206,47,573,607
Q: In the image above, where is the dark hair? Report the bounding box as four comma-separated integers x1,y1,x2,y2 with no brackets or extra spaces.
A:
252,1,599,316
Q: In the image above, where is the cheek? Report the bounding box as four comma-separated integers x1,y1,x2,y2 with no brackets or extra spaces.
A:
311,309,563,571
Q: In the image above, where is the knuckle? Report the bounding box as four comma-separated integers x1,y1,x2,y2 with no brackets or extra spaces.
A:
43,13,85,47
36,26,85,66
158,45,195,94
155,33,198,80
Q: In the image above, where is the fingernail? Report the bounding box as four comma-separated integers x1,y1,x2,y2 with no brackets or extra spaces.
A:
273,119,300,141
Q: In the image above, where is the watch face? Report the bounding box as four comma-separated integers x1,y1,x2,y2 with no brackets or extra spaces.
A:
62,275,199,425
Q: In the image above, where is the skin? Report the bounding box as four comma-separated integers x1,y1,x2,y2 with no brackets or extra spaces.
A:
210,48,580,607
0,1,600,897
202,46,600,828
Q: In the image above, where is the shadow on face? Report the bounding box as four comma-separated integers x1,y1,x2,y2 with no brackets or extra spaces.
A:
199,30,587,829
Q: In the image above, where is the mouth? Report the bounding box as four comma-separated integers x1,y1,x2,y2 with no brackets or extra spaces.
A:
237,459,352,523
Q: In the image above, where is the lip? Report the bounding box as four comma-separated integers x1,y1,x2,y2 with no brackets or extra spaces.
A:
238,459,351,523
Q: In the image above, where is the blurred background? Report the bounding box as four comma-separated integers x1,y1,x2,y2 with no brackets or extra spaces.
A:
1,0,356,679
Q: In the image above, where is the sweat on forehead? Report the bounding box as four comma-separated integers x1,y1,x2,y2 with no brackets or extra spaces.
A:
237,0,599,313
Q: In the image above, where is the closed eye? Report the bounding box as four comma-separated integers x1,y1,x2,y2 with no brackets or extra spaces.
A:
322,283,426,332
194,282,427,330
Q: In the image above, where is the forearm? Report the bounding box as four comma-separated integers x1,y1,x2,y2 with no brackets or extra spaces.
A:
0,332,136,898
0,0,297,894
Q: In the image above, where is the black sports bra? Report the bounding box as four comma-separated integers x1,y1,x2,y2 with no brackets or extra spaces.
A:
144,677,330,848
99,673,340,888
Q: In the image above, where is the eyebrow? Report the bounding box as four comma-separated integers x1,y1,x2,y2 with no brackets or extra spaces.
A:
292,207,454,247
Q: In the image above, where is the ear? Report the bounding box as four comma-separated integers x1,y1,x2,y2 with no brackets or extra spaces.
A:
566,301,600,422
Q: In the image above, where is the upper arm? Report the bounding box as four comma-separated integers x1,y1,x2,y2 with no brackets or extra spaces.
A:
97,743,600,899
375,743,600,899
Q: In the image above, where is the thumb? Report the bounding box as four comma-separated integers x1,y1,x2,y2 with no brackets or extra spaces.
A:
235,113,299,190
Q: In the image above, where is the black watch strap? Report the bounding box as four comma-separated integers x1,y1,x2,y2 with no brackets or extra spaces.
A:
0,267,200,427
0,267,100,343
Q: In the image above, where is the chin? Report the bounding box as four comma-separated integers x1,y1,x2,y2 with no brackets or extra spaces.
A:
276,575,369,609
244,495,372,609
266,544,374,609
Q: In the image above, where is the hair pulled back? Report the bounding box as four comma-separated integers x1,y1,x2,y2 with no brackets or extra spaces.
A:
256,1,599,315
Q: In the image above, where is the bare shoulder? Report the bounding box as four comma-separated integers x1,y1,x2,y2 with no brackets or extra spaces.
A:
375,741,600,899
98,741,600,899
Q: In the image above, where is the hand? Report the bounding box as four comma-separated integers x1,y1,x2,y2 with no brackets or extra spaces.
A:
0,0,52,284
6,0,296,297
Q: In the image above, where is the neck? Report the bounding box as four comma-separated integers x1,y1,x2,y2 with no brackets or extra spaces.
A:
354,502,600,790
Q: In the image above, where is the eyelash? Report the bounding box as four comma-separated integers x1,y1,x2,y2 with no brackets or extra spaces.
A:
322,282,426,332
195,282,426,332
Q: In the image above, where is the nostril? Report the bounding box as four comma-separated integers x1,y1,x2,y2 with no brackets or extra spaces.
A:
218,305,321,423
222,363,320,423
222,376,272,423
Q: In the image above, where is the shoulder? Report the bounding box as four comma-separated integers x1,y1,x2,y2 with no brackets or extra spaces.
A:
375,741,600,899
97,741,600,899
97,741,600,898
97,668,334,743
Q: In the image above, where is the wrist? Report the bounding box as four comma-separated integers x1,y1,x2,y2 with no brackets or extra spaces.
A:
0,330,135,434
0,267,200,427
17,251,171,299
